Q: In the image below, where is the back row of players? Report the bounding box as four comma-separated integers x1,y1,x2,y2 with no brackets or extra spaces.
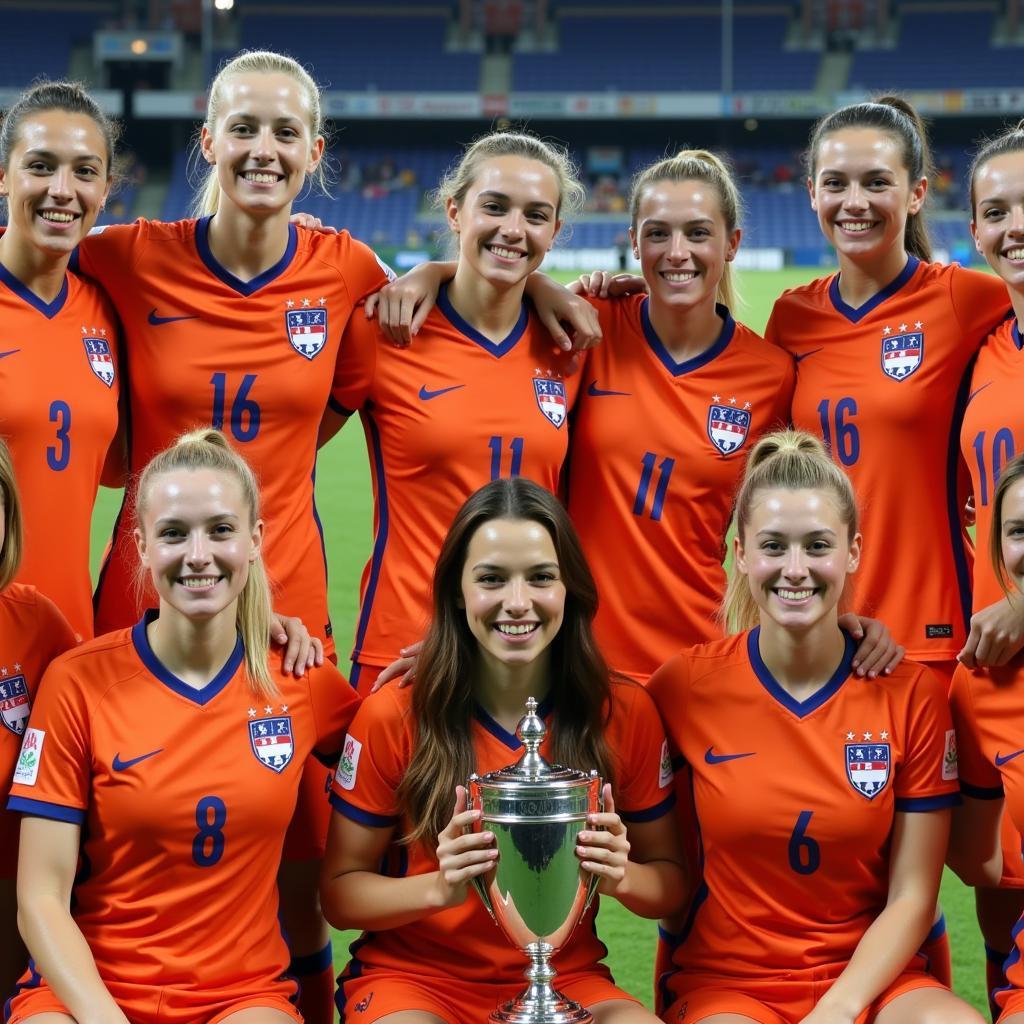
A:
1,46,1024,1024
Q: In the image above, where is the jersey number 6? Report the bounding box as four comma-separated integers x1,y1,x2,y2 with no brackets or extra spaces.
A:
788,810,821,875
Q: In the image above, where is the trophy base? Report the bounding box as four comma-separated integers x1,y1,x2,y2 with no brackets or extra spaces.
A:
488,988,593,1024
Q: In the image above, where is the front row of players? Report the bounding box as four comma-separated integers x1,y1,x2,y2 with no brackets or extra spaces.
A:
0,425,1019,1024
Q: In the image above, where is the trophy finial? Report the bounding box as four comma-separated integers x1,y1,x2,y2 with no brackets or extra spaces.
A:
516,697,547,775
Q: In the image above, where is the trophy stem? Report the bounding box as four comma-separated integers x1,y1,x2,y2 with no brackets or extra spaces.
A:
488,942,593,1024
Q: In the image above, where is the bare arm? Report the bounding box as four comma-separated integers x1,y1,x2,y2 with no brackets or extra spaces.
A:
948,793,1003,887
17,816,130,1024
320,785,497,932
576,785,688,919
798,810,950,1024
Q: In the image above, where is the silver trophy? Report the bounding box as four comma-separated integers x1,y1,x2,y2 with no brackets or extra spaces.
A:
467,696,602,1024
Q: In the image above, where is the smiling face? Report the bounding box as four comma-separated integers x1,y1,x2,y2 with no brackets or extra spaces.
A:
972,151,1024,293
135,467,263,624
0,109,111,257
735,487,861,634
630,177,739,314
446,155,561,290
200,70,324,218
459,517,566,674
809,127,926,266
999,476,1024,594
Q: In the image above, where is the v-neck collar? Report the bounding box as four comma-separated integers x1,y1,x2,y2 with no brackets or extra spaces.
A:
746,627,856,719
194,215,298,296
474,694,554,751
641,298,735,376
436,282,529,357
132,609,245,707
828,256,919,324
0,261,68,318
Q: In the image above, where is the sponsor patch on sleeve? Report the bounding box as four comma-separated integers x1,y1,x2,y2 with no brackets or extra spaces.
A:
658,739,673,789
942,728,958,782
338,733,362,791
13,727,44,786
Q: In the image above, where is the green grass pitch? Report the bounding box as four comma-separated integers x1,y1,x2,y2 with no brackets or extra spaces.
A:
87,267,988,1016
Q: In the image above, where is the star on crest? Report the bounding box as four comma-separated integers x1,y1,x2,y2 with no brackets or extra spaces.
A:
863,731,872,741
729,396,737,405
286,300,295,309
883,326,892,335
898,323,908,332
712,393,721,402
743,401,752,410
248,707,257,718
264,705,273,715
914,321,923,330
880,730,889,740
281,705,289,713
846,731,855,740
302,298,311,308
13,663,20,672
317,297,327,306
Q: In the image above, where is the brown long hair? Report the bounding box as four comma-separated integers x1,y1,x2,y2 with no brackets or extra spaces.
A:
806,95,933,262
398,478,615,845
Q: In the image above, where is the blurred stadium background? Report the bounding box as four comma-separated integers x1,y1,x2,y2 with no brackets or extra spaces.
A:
18,0,1021,1015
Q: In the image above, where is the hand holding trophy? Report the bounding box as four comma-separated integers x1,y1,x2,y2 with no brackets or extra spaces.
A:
467,696,603,1024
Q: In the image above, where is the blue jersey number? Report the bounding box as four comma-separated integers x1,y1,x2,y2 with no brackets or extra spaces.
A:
192,795,227,867
816,397,859,466
788,810,821,875
488,436,524,480
211,373,260,443
633,452,675,521
971,428,1016,508
47,400,72,471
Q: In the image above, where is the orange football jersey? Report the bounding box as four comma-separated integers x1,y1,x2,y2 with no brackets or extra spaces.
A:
333,284,579,668
766,259,1009,659
0,583,76,878
648,630,958,995
950,660,1024,1011
569,296,794,680
0,266,119,640
959,315,1023,613
6,611,358,1015
78,219,390,654
329,677,672,986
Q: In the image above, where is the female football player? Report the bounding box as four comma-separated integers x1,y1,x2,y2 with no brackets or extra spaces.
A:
0,438,77,1003
765,96,1018,989
7,429,359,1024
321,477,684,1024
649,430,981,1024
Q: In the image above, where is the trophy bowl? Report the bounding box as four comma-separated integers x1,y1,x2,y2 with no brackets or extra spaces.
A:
467,697,602,1024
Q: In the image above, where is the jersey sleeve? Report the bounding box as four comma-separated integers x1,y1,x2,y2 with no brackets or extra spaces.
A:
608,681,674,822
338,234,395,302
76,221,147,286
893,666,960,811
770,352,796,425
328,688,411,828
330,310,379,416
949,665,1002,798
308,662,361,764
763,300,784,349
7,659,91,824
646,654,689,771
950,266,1012,353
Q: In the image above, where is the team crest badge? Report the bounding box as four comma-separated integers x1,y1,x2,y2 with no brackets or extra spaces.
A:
285,307,328,360
881,331,923,381
846,742,891,799
248,716,294,773
83,337,115,387
0,675,30,736
533,377,567,428
707,403,751,455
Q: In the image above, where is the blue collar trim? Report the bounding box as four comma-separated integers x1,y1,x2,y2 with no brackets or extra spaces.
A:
641,298,735,376
0,262,68,318
436,282,528,357
828,256,919,324
131,609,245,706
474,694,554,751
746,626,856,718
194,215,298,296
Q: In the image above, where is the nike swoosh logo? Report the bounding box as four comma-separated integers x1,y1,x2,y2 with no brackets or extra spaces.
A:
148,308,199,326
967,381,993,405
995,748,1024,766
112,748,163,771
587,381,631,397
418,384,465,401
794,348,823,364
0,349,20,360
704,746,756,765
